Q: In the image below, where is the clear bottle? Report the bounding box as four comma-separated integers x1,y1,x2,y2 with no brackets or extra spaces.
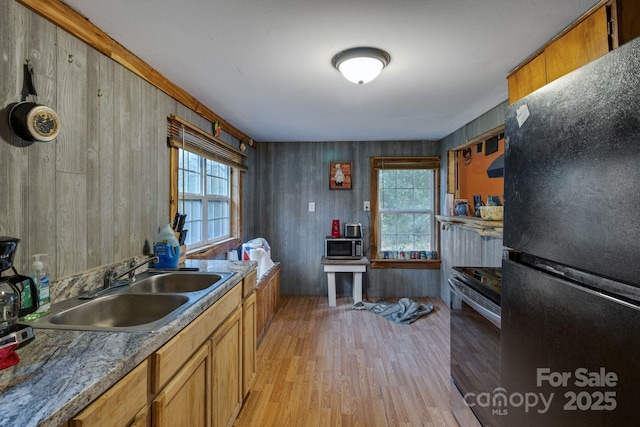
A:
25,253,50,319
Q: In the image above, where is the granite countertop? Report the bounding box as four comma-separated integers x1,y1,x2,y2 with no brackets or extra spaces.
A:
0,259,257,427
436,215,503,238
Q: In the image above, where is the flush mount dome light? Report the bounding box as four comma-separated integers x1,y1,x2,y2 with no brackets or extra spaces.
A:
331,47,391,84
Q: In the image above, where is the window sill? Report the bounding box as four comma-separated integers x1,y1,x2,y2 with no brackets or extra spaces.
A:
186,237,241,260
370,259,441,269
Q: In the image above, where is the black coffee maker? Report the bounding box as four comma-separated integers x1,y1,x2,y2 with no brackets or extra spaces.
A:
0,237,37,362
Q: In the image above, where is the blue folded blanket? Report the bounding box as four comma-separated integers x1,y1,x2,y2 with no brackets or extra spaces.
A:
352,298,434,324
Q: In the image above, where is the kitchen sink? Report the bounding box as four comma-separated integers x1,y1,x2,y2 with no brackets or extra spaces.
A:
127,272,232,294
28,270,235,332
30,293,191,332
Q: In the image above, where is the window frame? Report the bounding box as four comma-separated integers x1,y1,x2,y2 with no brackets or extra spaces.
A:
168,115,245,259
177,151,232,250
370,156,441,269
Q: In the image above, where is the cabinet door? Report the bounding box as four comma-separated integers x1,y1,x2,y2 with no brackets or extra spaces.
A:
545,5,610,83
616,0,640,45
242,291,257,398
130,406,149,427
150,284,241,393
211,307,242,427
71,361,147,427
507,52,546,104
151,344,210,427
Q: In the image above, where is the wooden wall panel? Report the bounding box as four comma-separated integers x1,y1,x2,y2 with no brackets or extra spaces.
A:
252,140,442,298
56,172,87,277
86,48,102,267
0,2,214,282
140,81,161,243
23,14,58,275
96,53,116,265
56,30,87,174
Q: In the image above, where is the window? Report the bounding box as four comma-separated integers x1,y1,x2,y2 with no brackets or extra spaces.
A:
370,156,440,268
168,115,246,258
178,150,231,248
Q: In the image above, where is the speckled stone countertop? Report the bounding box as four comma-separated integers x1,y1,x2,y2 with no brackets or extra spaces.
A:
0,259,257,427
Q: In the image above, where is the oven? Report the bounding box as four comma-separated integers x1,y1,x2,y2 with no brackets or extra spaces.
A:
449,267,502,427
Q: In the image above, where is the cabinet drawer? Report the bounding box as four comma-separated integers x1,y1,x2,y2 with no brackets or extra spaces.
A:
150,284,242,393
242,269,257,298
70,361,147,427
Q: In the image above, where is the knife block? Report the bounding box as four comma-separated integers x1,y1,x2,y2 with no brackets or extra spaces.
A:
179,244,187,264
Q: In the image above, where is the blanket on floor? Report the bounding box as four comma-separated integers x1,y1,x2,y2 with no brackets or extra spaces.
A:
352,298,435,324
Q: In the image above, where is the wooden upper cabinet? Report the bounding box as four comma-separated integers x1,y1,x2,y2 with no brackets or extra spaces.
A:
612,0,640,45
545,5,610,83
508,0,640,104
507,53,547,104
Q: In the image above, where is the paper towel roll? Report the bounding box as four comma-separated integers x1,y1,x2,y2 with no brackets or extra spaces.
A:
250,248,275,280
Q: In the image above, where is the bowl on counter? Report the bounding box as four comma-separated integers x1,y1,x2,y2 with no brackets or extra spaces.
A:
480,206,503,221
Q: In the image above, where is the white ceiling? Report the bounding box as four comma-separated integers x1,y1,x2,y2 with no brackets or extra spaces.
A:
63,0,598,142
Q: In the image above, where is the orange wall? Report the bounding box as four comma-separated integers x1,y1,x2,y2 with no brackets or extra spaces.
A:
458,138,504,214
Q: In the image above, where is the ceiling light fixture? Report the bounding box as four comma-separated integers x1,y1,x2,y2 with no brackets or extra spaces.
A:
331,47,391,85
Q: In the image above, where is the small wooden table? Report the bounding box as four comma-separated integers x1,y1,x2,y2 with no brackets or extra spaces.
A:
321,257,369,307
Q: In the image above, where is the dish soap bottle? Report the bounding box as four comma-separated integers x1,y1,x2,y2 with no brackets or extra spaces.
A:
25,253,50,319
154,223,180,268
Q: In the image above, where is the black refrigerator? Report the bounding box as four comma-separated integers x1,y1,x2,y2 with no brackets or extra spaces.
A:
501,36,640,426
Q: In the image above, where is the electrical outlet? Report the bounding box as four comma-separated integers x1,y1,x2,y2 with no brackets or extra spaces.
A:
309,202,315,212
363,201,370,211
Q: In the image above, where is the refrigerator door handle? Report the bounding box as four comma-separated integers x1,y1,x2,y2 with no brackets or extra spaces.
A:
448,278,501,328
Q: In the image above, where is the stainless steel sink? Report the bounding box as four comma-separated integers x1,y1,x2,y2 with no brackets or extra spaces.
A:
28,271,235,332
30,293,191,332
127,272,232,294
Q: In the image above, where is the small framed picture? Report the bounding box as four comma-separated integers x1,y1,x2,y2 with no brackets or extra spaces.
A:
329,161,352,190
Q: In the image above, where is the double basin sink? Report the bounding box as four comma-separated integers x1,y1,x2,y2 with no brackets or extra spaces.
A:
28,271,234,333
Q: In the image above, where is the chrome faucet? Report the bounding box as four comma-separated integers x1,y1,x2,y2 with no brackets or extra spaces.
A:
80,256,158,299
103,256,159,289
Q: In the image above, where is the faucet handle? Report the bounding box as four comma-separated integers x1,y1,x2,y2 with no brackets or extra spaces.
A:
127,258,138,280
103,267,116,288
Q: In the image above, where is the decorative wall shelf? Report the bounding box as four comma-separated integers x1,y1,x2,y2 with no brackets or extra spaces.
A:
436,215,503,238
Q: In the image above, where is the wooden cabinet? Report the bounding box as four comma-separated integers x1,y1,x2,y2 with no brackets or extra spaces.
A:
256,264,281,345
545,5,610,83
151,344,210,427
211,307,243,427
150,284,241,394
68,273,255,427
508,3,611,103
151,284,242,427
507,52,547,106
508,0,640,104
241,269,257,398
69,361,148,427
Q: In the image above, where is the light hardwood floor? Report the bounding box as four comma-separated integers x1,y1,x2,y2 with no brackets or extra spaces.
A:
234,295,459,427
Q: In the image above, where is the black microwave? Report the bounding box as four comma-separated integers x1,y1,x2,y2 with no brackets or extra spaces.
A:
325,237,363,259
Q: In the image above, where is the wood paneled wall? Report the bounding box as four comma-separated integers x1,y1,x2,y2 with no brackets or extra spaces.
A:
0,1,245,280
438,102,507,301
250,140,442,299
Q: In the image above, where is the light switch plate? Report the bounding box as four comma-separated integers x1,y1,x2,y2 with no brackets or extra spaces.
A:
309,202,315,212
364,201,370,211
